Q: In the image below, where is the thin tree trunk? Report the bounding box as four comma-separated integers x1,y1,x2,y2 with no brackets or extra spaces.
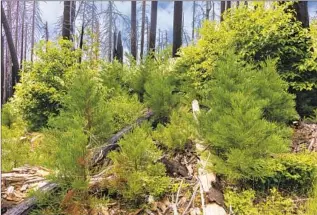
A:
227,1,231,10
244,1,248,6
117,31,123,63
131,1,137,59
212,1,215,20
237,1,240,7
158,29,161,53
45,21,49,52
146,17,149,52
220,1,226,21
20,1,25,68
140,0,146,59
79,22,84,63
70,1,76,40
1,34,5,104
45,22,49,42
1,4,20,89
108,1,113,61
206,1,211,20
165,31,168,48
149,1,158,54
14,1,19,54
113,30,117,61
172,1,183,57
192,1,195,40
62,1,71,40
31,1,35,62
24,24,27,61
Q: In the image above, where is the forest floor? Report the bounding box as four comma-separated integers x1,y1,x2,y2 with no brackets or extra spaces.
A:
2,120,317,215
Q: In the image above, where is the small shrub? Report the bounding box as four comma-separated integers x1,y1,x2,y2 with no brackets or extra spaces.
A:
49,66,112,142
107,93,144,133
107,126,170,202
199,52,295,180
15,39,82,130
153,108,196,151
305,179,317,214
1,103,32,171
254,153,317,195
144,61,179,122
225,188,295,215
224,189,258,215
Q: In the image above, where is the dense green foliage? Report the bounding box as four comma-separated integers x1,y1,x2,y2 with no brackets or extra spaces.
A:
15,40,82,130
176,2,317,116
256,153,317,195
3,2,317,213
225,188,295,215
153,108,196,150
1,103,31,171
107,126,170,202
198,52,295,180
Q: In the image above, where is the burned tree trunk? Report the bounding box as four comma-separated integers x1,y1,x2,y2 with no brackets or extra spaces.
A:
117,31,123,63
1,4,20,88
20,1,25,68
220,1,225,21
172,1,183,57
70,1,76,38
140,0,146,59
62,1,71,40
108,2,113,62
1,34,4,104
227,1,231,10
31,1,35,62
293,1,309,28
112,30,117,61
149,1,158,54
131,1,137,60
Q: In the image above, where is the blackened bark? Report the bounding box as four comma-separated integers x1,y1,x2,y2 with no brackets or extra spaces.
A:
113,30,117,61
293,1,309,28
149,1,158,54
172,1,183,57
140,1,146,59
79,23,84,63
227,1,231,10
62,1,71,40
108,2,113,61
220,1,225,21
70,1,76,39
20,1,25,67
117,31,123,63
131,1,137,59
1,34,4,104
31,1,35,62
1,4,20,87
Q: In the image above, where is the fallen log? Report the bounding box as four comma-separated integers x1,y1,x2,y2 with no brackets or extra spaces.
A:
3,110,154,215
3,182,58,215
2,167,108,215
90,110,153,168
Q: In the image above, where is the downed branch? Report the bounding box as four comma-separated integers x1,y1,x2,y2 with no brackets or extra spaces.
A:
89,110,154,168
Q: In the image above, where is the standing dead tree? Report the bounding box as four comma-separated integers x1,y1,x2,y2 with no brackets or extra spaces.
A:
1,4,20,90
140,0,146,59
149,1,158,54
173,1,183,57
131,1,137,60
62,1,71,40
